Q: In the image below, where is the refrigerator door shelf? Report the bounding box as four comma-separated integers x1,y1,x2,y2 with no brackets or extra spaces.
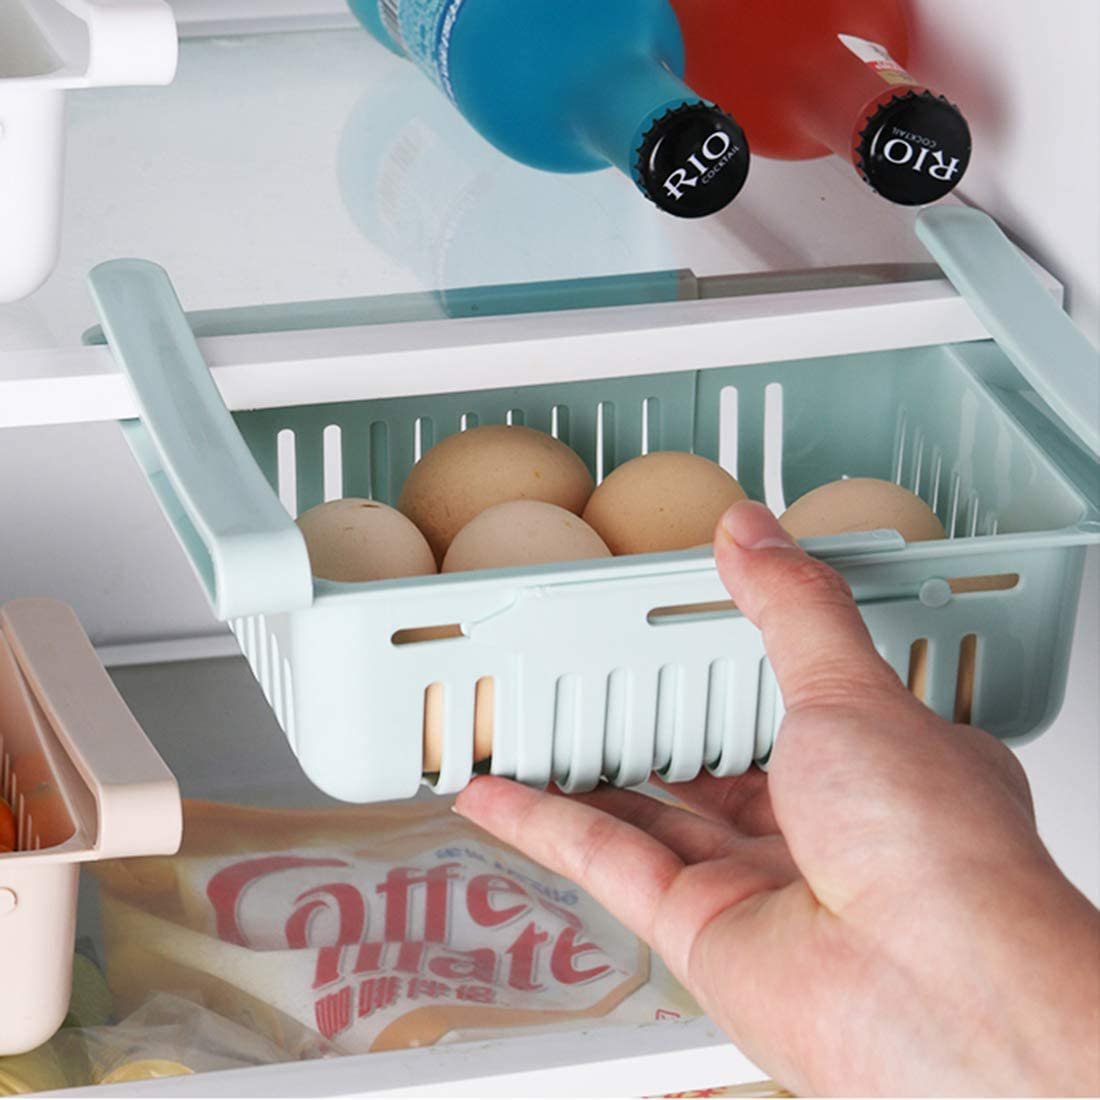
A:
0,598,181,1056
0,0,177,302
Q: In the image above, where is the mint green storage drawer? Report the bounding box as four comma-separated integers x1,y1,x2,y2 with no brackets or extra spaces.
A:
87,209,1100,803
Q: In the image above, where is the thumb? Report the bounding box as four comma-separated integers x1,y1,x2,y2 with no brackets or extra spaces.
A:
713,500,910,716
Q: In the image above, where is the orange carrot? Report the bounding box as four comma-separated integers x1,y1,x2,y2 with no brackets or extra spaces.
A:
0,796,15,853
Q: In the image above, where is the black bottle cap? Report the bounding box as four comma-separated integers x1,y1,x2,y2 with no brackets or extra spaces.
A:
634,103,750,218
856,90,972,205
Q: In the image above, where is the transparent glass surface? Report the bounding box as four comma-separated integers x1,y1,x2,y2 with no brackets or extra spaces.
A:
1,28,939,353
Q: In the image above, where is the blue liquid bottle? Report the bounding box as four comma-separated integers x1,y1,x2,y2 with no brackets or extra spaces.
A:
347,0,750,217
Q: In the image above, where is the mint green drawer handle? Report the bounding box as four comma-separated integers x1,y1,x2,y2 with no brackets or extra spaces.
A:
916,207,1100,458
88,260,313,620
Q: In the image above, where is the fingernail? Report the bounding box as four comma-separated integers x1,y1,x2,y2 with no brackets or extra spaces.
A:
720,500,798,550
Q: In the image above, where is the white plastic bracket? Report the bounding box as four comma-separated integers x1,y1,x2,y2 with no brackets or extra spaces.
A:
0,0,178,301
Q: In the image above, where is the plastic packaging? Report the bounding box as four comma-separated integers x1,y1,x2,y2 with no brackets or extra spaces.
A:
54,994,294,1085
0,993,294,1094
94,798,701,1055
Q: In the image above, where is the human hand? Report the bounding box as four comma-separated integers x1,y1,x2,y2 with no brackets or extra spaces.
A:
454,501,1100,1096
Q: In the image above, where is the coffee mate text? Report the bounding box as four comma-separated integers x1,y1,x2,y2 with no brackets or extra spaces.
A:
207,856,618,998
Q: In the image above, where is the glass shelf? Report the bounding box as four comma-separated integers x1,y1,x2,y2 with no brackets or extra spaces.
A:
1,26,953,357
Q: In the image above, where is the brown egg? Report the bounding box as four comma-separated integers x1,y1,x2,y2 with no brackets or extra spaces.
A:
392,623,464,645
955,635,978,724
948,574,1019,594
944,578,1015,719
582,452,747,556
779,477,946,541
647,599,737,621
397,425,595,563
908,635,980,725
908,638,929,703
296,498,436,582
442,501,611,573
421,500,609,772
782,479,995,719
423,678,495,773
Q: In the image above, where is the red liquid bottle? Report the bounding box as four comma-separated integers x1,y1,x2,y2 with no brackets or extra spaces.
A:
670,0,971,204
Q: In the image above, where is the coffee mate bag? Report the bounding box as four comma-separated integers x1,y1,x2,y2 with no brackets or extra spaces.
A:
94,799,699,1055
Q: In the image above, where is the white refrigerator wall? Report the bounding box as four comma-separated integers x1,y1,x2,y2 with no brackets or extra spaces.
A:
909,0,1100,345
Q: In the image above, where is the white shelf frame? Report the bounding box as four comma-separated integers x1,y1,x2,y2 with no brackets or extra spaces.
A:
0,259,1063,431
54,1014,766,1097
169,0,357,36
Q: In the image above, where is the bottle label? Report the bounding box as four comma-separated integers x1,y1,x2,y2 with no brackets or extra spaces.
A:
635,104,750,218
838,33,918,87
378,0,469,101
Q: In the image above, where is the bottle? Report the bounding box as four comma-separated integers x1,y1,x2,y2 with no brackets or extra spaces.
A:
346,0,750,218
670,0,971,205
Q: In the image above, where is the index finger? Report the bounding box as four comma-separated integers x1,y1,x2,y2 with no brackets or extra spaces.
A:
713,501,913,716
454,775,684,945
454,775,799,981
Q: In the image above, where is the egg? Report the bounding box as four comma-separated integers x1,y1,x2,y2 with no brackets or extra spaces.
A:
392,623,464,645
647,599,737,622
955,635,978,724
779,478,946,541
907,635,979,725
908,639,929,703
779,479,996,719
296,498,436,582
398,425,595,563
582,452,747,555
423,678,495,773
939,572,1016,723
420,501,609,771
949,573,1019,594
442,501,611,573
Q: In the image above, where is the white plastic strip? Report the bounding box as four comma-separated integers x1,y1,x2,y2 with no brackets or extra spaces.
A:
168,0,356,36
1,272,1060,430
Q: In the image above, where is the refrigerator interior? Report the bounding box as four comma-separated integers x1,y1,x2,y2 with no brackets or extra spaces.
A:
0,5,1097,1097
